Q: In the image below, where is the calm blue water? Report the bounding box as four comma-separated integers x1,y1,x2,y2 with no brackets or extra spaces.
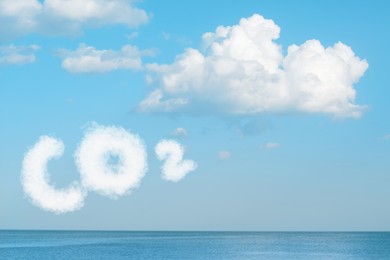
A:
0,231,389,259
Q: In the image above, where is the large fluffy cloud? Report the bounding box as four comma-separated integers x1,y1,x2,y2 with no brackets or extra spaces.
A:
21,136,86,214
141,14,368,118
60,44,152,74
0,0,148,39
0,44,40,66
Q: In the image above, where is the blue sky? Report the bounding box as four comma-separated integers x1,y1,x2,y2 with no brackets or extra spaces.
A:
0,0,389,231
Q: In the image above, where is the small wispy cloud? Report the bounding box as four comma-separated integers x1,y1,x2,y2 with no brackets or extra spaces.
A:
21,136,86,214
126,31,139,40
162,32,171,40
0,44,40,66
75,124,148,198
138,89,189,113
161,31,191,46
171,127,188,138
218,150,231,160
59,44,153,74
155,139,197,182
382,134,390,141
237,118,271,136
264,142,280,149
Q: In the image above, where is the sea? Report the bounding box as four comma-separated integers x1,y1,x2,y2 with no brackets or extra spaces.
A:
0,231,389,259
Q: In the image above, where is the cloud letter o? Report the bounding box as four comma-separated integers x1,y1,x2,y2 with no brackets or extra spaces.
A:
75,125,147,197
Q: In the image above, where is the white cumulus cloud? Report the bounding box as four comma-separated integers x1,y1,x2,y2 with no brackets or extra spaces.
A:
141,14,368,118
0,0,148,39
155,139,197,182
60,44,152,74
0,44,40,65
75,124,147,198
21,136,86,214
